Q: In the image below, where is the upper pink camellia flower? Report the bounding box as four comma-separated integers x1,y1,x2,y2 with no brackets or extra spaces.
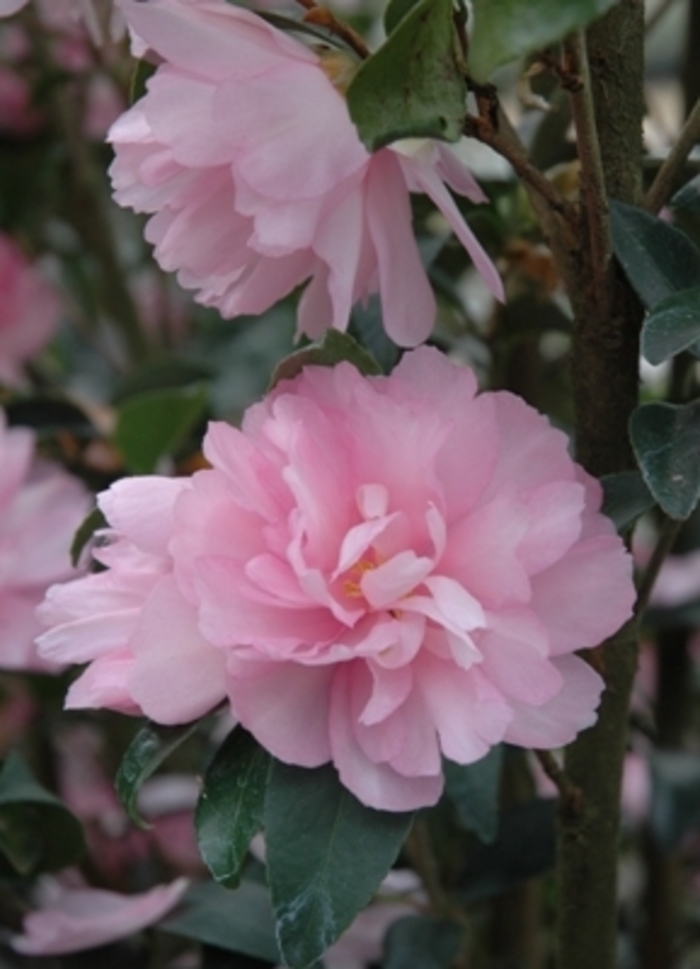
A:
38,348,635,811
108,0,503,347
0,410,89,671
0,235,62,385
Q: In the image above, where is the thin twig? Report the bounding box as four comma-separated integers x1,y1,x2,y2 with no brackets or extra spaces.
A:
644,98,700,213
535,750,580,808
564,31,613,308
462,96,573,219
295,0,369,58
635,516,684,617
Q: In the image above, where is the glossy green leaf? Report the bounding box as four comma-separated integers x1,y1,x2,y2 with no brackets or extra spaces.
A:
629,400,700,521
0,751,85,876
270,329,381,388
195,728,270,889
265,762,414,969
610,200,700,310
469,0,616,81
70,506,106,567
116,720,200,829
641,286,700,364
600,471,656,532
443,746,503,845
383,915,463,969
346,0,466,151
161,880,281,963
113,385,208,474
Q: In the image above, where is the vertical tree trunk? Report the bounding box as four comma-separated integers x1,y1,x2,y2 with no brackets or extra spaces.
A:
556,2,645,968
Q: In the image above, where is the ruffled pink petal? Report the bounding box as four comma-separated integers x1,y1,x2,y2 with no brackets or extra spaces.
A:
531,534,635,655
329,665,443,811
504,655,603,747
120,0,314,82
226,656,333,767
402,156,504,302
128,577,227,724
65,650,141,716
98,476,190,556
365,151,436,346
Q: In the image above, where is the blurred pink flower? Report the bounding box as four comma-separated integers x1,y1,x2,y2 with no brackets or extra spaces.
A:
0,411,89,671
108,0,503,347
0,0,125,45
0,235,62,384
38,348,635,811
10,874,188,955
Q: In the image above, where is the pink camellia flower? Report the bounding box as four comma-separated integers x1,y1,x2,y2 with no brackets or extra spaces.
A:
0,235,62,385
10,873,188,956
38,348,635,811
0,410,89,671
108,0,503,347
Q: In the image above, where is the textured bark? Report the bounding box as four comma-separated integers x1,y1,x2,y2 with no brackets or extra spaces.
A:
555,3,645,968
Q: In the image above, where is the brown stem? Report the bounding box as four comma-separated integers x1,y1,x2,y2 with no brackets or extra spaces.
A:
463,105,573,219
564,30,613,317
644,98,700,213
556,3,645,969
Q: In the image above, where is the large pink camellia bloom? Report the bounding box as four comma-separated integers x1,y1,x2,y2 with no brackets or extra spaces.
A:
108,0,503,347
0,411,89,671
38,349,635,811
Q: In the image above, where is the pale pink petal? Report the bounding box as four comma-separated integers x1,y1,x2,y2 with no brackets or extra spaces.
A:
504,655,603,747
11,877,188,956
329,666,443,811
98,476,190,556
366,151,436,346
128,577,227,724
531,535,635,654
226,656,333,767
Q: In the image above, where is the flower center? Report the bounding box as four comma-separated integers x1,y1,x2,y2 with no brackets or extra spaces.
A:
316,47,360,94
342,558,377,598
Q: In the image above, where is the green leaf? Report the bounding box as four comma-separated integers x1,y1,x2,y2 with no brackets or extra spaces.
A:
671,174,700,217
629,400,700,520
346,0,466,151
641,286,700,365
113,385,208,474
265,762,414,969
116,720,200,829
610,200,700,310
270,329,381,389
443,746,503,845
0,751,85,875
112,356,215,404
160,880,281,963
469,0,616,82
130,58,157,105
600,471,656,532
195,728,271,889
70,506,106,567
384,0,421,35
383,915,463,969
